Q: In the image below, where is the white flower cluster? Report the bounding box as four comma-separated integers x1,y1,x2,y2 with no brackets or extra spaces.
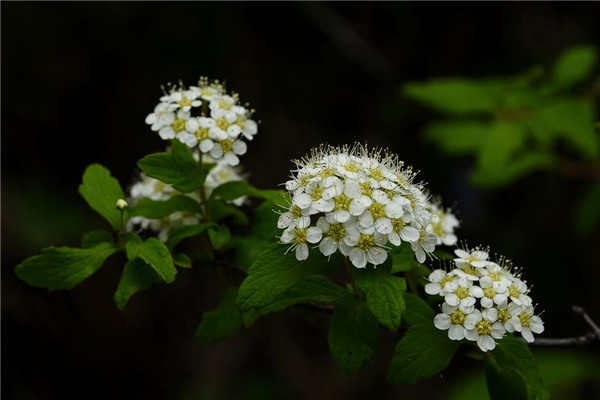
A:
428,247,544,352
145,77,258,166
127,154,246,242
278,144,449,268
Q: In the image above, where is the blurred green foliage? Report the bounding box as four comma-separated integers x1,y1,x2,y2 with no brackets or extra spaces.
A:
404,44,600,189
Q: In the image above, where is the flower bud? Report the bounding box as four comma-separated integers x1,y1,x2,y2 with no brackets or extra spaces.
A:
116,199,128,210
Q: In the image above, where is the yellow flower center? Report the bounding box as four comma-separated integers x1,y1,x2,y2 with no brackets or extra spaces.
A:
216,117,230,131
370,202,386,220
508,285,521,298
483,287,496,299
334,193,351,211
195,127,210,140
218,99,232,110
450,309,466,326
360,181,373,196
171,118,187,133
291,205,302,219
294,228,307,243
489,272,502,282
357,234,375,252
476,320,492,336
497,309,510,324
439,275,453,289
310,186,324,201
519,313,531,328
220,139,233,153
370,168,384,181
178,97,193,109
318,167,335,179
345,162,360,173
392,218,405,233
329,224,346,242
455,287,469,300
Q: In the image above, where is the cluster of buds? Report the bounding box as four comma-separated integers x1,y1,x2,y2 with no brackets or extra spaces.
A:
428,247,544,351
127,154,246,241
145,77,257,166
277,144,459,268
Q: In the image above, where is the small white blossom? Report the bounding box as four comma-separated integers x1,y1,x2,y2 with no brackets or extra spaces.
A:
464,308,506,352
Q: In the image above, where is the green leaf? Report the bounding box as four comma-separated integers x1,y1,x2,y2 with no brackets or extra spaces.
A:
404,78,505,114
327,295,380,375
236,245,341,312
471,152,556,188
78,164,127,230
137,140,214,193
196,288,244,342
129,195,202,219
113,258,159,310
477,120,527,171
390,242,419,273
403,293,436,325
424,120,488,156
208,225,232,250
165,223,216,251
211,181,288,206
537,98,599,159
257,276,347,315
81,229,114,248
574,184,600,235
125,234,177,283
551,44,598,90
173,253,192,268
486,335,549,400
387,321,461,384
486,355,529,400
15,242,118,290
210,199,249,225
354,260,407,331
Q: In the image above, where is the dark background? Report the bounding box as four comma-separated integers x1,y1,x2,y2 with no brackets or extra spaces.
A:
2,2,600,399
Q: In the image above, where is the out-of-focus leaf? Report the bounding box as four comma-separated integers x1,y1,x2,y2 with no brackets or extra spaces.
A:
424,120,489,156
208,224,232,250
404,78,505,114
537,98,599,159
196,288,244,342
471,152,556,188
551,44,598,90
165,223,216,251
81,229,114,249
173,253,192,268
574,184,600,235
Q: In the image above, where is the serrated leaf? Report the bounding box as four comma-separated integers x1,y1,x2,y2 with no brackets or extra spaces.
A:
487,335,549,400
196,288,244,342
425,120,488,156
173,253,192,268
354,260,407,331
78,164,127,230
403,293,436,325
552,44,598,90
387,321,461,384
15,242,118,290
328,295,380,375
208,225,232,250
114,258,159,310
165,223,216,251
257,276,347,315
129,195,202,219
81,229,114,248
404,78,505,114
236,245,341,312
125,234,176,283
137,140,214,193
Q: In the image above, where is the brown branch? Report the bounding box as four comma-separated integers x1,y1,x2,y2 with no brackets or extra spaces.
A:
529,305,600,347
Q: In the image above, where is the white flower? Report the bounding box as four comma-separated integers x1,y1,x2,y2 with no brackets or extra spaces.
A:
434,302,473,341
280,217,323,261
454,248,490,269
444,278,478,308
464,308,506,351
427,198,460,246
507,305,544,343
425,269,457,296
472,276,508,309
316,216,355,257
411,224,437,263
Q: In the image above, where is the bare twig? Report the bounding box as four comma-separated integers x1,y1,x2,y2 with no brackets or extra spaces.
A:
529,305,600,347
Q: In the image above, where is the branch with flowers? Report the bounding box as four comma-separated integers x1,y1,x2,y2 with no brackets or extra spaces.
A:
15,71,598,400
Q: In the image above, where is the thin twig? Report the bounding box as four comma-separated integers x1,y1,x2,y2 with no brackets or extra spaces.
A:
529,305,600,347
